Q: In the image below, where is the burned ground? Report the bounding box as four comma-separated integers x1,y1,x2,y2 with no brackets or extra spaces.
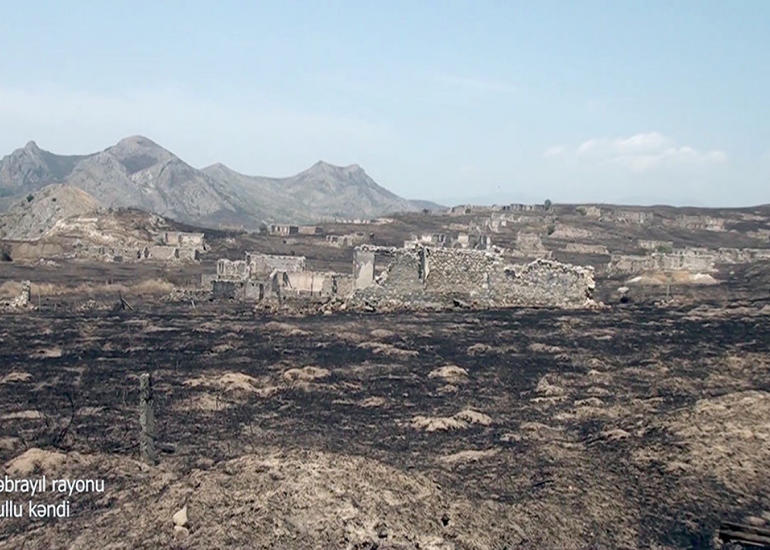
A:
1,302,769,548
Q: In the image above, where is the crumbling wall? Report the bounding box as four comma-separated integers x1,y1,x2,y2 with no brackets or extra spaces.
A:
608,250,716,273
217,259,249,280
212,280,264,300
512,232,551,257
350,245,594,309
668,215,725,232
487,260,595,306
325,233,367,247
285,271,329,294
423,248,494,293
638,240,673,251
246,253,306,277
147,246,179,261
353,249,375,290
268,224,299,235
163,231,205,248
605,209,654,224
297,226,321,235
575,205,602,218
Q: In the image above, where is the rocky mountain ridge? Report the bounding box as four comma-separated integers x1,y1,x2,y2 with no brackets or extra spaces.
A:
0,136,438,228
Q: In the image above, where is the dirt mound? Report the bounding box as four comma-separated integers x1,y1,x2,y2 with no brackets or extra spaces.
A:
4,448,67,476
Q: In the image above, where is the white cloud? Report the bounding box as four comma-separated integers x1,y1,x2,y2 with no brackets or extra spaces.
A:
545,132,727,173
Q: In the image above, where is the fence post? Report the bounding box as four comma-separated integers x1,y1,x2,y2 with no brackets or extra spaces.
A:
139,373,158,464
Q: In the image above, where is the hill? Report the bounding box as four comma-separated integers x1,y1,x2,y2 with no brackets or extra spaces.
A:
0,184,102,241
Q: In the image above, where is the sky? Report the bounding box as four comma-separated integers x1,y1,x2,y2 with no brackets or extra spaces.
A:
0,1,768,207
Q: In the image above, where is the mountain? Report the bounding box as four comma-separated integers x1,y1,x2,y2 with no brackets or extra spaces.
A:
0,137,439,228
203,160,435,223
0,184,102,241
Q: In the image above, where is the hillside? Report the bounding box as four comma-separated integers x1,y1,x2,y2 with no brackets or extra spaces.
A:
0,184,102,241
0,137,438,229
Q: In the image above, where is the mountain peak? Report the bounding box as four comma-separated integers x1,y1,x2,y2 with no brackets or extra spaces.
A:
24,141,41,153
115,135,160,148
309,160,364,174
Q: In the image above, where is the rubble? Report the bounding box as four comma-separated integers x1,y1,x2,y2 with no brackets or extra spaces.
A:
0,280,34,311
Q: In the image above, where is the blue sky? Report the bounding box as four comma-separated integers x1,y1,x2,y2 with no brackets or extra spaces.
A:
1,1,768,206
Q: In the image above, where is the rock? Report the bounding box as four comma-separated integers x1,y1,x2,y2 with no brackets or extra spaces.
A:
173,505,188,527
173,525,189,538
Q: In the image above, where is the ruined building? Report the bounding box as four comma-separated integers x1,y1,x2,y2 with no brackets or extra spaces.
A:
207,253,352,301
349,244,594,309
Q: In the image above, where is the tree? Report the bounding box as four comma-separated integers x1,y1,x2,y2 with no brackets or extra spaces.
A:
26,194,34,203
544,199,552,211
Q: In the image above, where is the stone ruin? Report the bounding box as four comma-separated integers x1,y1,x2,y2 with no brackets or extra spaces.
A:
349,244,595,310
511,232,551,258
604,209,654,224
575,205,602,218
667,215,726,232
204,243,596,311
608,246,770,275
325,232,368,247
268,224,298,236
404,232,492,251
638,240,674,251
608,249,717,274
91,231,206,263
206,252,352,302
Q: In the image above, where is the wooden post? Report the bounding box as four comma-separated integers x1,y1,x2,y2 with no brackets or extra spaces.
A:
139,373,158,464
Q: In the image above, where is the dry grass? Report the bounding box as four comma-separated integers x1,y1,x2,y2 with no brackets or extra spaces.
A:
282,366,330,383
411,408,493,432
439,448,500,464
0,278,174,297
4,448,67,476
357,341,418,358
428,365,469,383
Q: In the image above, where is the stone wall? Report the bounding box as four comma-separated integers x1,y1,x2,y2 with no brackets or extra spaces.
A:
297,226,322,235
217,259,249,280
608,251,716,273
162,231,205,248
423,248,495,293
147,245,179,261
668,215,725,232
350,245,594,309
604,210,654,224
325,233,367,247
246,253,306,276
638,240,673,251
512,232,551,257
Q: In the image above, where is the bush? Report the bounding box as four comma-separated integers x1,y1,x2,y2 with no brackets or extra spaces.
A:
26,194,34,203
